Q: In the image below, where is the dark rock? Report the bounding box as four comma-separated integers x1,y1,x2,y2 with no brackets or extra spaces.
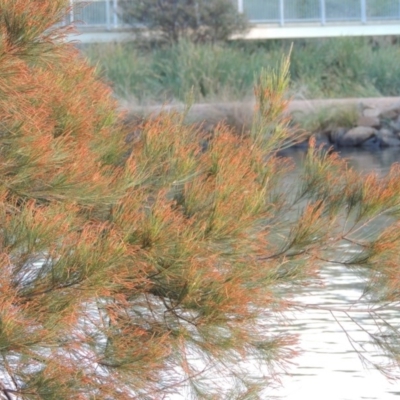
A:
315,135,332,148
337,126,377,147
389,120,400,132
378,128,400,147
361,135,380,149
328,127,347,145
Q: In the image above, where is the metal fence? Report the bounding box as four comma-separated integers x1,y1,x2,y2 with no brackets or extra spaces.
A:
241,0,400,24
66,0,400,29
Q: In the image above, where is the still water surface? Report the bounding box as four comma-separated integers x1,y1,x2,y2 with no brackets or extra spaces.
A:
268,148,400,399
172,148,400,399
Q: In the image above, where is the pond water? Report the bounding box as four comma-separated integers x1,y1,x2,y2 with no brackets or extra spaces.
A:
266,147,400,399
171,148,400,399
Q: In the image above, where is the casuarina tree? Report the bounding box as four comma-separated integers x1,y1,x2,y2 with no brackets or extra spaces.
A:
1,1,400,399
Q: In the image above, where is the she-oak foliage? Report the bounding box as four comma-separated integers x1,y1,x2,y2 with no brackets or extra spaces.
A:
1,1,400,399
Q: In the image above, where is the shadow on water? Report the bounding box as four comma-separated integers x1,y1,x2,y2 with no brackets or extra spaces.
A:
337,147,400,175
283,146,400,174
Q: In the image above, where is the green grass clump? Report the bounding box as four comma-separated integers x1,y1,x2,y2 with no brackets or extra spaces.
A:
289,37,388,98
82,40,275,103
81,37,400,104
294,105,360,135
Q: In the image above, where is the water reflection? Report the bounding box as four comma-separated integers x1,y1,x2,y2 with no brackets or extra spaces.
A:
269,147,400,399
338,147,400,175
284,147,400,176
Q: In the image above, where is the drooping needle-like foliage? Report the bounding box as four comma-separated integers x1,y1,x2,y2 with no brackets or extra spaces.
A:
1,1,400,399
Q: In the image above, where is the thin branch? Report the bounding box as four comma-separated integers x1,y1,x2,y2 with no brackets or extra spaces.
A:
1,356,18,395
0,382,13,400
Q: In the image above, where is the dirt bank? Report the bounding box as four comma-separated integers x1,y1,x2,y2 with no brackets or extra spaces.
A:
122,97,400,132
288,97,400,114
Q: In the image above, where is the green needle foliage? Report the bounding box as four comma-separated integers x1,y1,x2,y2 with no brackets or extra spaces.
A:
2,1,400,399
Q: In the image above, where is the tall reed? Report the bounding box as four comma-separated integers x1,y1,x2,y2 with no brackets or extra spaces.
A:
81,37,400,103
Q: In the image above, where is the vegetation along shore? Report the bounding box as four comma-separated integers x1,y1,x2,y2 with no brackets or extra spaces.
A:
81,37,400,104
82,37,400,148
120,97,400,149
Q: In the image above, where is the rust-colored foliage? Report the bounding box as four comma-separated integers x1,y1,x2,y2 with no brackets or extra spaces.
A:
2,1,400,399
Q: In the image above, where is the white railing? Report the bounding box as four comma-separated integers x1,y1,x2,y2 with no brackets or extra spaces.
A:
65,0,400,29
243,0,400,25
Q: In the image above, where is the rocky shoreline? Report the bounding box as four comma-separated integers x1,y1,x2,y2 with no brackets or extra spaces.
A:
122,97,400,149
310,99,400,149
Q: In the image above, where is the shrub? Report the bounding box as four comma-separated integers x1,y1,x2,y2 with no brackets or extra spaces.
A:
118,0,249,44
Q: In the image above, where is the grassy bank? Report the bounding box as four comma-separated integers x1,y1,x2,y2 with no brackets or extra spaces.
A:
81,37,400,104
